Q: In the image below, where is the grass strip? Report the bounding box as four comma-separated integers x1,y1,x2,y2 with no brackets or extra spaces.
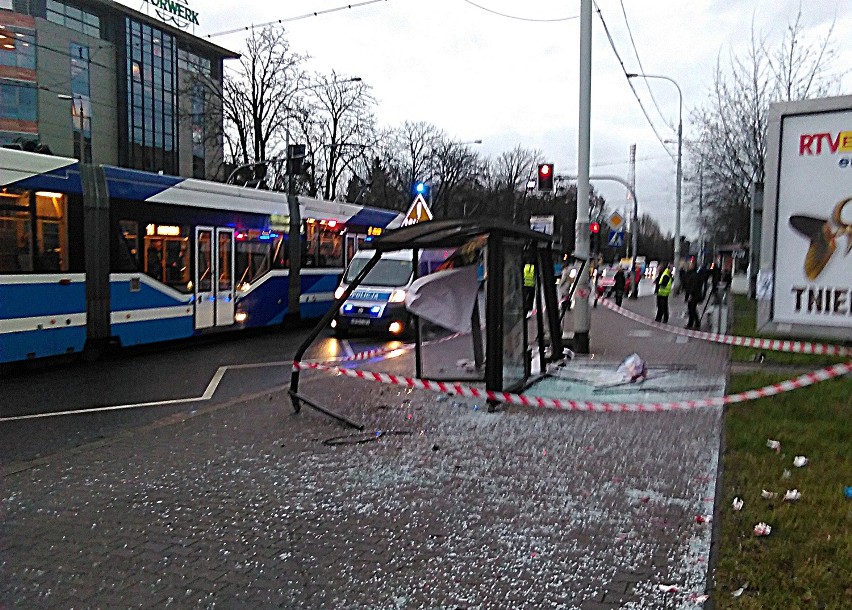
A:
730,295,847,365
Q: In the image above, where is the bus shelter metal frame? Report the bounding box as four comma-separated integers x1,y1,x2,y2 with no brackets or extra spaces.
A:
289,219,563,425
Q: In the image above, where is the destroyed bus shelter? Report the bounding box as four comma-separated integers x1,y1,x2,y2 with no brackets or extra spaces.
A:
289,219,563,423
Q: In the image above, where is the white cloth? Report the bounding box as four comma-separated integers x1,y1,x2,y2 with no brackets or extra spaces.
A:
405,265,480,332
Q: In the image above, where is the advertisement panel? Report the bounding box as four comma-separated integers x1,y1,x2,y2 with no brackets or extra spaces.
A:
772,110,852,328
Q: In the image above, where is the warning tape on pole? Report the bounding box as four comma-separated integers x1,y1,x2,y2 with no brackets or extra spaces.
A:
292,359,852,412
600,298,851,356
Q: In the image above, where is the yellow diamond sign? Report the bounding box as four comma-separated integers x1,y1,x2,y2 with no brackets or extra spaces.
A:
608,211,625,230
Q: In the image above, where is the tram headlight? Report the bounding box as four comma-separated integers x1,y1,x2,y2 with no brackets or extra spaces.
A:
234,311,248,324
388,321,404,335
388,288,406,303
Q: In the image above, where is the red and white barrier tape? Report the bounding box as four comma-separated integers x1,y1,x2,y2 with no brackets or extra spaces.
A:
292,359,852,412
600,298,851,357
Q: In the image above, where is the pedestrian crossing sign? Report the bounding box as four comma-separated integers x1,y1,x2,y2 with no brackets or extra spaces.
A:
608,230,624,247
402,194,433,226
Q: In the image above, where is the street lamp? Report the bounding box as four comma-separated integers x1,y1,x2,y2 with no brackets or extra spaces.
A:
626,72,682,287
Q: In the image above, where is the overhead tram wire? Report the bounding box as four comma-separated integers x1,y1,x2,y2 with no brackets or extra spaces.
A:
460,0,578,22
594,2,675,162
205,0,389,38
618,0,669,128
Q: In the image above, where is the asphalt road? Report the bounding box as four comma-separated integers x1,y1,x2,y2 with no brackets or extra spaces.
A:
0,323,407,464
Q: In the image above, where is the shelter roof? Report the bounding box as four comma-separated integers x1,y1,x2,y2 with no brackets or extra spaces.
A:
371,219,553,252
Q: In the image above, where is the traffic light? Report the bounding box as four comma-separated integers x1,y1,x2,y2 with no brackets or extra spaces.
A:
590,221,601,253
287,144,307,175
537,163,554,192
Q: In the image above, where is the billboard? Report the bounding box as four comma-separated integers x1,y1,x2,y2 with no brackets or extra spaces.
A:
760,96,852,339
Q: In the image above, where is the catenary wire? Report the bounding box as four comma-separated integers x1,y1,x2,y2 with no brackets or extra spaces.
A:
594,2,675,162
618,0,670,129
205,0,389,38
459,0,579,22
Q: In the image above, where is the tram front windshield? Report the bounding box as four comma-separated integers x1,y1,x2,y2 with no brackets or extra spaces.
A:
344,256,412,287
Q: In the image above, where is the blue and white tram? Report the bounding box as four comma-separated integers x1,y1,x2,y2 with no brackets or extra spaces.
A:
0,148,402,364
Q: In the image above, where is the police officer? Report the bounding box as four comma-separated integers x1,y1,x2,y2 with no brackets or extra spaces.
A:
523,262,536,314
654,262,672,323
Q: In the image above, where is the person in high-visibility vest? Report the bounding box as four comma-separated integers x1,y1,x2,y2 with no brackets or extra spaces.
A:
654,263,673,323
523,263,536,313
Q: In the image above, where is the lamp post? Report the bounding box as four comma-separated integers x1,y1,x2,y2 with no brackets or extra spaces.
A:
626,73,682,287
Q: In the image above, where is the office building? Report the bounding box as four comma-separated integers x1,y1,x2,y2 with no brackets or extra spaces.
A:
0,0,237,179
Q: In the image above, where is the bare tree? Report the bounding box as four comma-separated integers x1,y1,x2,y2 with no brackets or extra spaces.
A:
221,26,307,167
483,145,540,220
430,139,483,218
687,9,845,244
288,72,378,200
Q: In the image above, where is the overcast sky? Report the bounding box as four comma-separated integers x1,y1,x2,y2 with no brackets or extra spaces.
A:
123,0,851,238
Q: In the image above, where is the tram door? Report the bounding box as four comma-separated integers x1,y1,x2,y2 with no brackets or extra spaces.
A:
194,227,235,329
215,228,235,326
344,233,363,266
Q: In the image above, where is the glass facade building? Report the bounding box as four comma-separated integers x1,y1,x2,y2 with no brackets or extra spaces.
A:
125,17,177,174
0,0,235,177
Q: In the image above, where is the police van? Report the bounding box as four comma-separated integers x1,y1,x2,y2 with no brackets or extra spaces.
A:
331,249,450,338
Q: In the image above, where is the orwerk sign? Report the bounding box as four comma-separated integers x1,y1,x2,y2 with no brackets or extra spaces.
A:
146,0,200,28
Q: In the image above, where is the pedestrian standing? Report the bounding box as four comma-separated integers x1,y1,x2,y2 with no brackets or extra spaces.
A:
612,267,626,307
683,261,705,329
654,263,672,323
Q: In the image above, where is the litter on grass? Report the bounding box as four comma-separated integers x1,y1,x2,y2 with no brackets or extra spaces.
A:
793,455,809,467
732,497,744,511
753,522,772,536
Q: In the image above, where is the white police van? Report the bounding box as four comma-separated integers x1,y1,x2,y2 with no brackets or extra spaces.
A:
331,248,448,338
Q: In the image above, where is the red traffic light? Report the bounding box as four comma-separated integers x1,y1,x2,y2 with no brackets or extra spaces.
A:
537,163,554,191
590,221,601,233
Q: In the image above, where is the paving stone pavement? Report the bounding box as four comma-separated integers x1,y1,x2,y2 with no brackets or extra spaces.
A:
1,293,729,609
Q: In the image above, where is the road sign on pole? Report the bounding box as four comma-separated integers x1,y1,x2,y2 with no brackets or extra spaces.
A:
402,194,433,226
608,230,624,247
608,211,625,231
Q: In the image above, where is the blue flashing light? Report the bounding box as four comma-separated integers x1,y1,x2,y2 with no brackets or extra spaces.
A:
370,306,381,314
415,182,426,194
343,304,354,313
364,236,373,242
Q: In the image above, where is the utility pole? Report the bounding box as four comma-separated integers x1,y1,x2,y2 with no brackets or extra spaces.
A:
286,131,301,324
574,0,593,354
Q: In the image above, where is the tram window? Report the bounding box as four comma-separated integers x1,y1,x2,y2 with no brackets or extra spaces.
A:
164,238,189,289
145,239,165,281
271,235,289,269
235,231,272,290
34,192,68,271
303,219,343,268
218,231,232,291
116,220,139,271
143,224,189,291
197,230,212,291
0,191,33,272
